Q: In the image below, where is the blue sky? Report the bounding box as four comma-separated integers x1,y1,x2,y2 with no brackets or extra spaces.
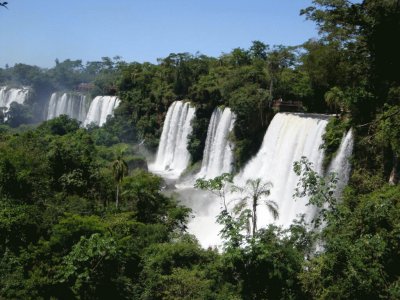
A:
0,0,318,68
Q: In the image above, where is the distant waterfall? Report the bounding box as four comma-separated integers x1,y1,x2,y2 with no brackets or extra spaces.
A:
327,129,354,196
83,96,120,127
150,101,196,179
0,86,30,110
198,107,235,179
47,92,88,123
233,113,329,228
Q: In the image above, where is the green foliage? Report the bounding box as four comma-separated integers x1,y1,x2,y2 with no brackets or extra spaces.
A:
6,102,33,127
300,185,400,299
232,178,277,236
49,214,106,251
112,155,128,208
324,86,344,113
293,157,338,227
375,104,400,157
229,84,270,168
195,173,233,210
140,241,213,300
122,170,190,228
220,225,309,300
38,115,81,136
320,117,348,170
1,2,400,298
0,201,42,252
187,103,215,163
57,233,126,299
195,175,280,251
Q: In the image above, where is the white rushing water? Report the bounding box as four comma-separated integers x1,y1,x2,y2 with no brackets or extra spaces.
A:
47,92,88,123
149,101,196,179
0,86,30,111
233,113,330,229
83,96,120,127
185,113,332,247
197,107,235,179
152,111,354,248
327,129,354,196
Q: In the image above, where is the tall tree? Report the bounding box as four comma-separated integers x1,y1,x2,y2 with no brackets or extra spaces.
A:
233,178,278,237
111,155,128,208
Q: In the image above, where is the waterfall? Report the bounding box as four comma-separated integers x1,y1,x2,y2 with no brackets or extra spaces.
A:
198,107,235,179
233,113,329,229
327,129,354,196
177,113,355,248
83,96,120,127
47,92,88,123
150,101,196,179
0,86,30,111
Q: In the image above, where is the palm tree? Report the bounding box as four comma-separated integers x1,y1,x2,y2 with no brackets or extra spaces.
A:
325,86,345,115
233,178,278,237
111,155,128,208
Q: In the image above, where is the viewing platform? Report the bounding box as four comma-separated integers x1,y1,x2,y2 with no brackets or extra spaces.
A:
272,99,304,112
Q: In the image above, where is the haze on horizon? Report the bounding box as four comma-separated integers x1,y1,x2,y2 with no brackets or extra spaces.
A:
1,0,318,68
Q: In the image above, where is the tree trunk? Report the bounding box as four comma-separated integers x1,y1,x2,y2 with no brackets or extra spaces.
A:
269,78,274,100
252,196,257,237
116,184,119,208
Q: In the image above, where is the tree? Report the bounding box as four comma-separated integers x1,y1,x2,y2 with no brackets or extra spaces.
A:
57,233,125,299
111,155,128,208
195,175,278,245
232,178,278,237
249,40,268,61
266,45,296,100
6,102,33,127
121,170,181,224
324,86,345,115
195,173,247,248
194,173,233,211
294,158,400,299
375,103,400,184
293,156,338,227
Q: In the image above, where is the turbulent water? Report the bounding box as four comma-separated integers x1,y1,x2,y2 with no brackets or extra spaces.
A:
184,113,335,247
233,113,330,228
150,101,196,179
47,92,88,122
149,109,355,248
0,86,30,111
83,96,120,127
197,107,235,179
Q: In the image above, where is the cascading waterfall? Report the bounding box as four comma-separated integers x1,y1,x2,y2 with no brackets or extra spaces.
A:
83,96,120,127
150,101,196,178
182,113,334,247
198,107,235,179
327,129,354,196
0,86,30,111
233,113,329,229
47,92,88,123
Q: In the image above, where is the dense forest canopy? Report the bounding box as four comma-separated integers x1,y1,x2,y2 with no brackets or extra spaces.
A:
0,0,399,299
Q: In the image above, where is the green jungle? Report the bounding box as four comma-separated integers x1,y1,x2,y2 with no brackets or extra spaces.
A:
0,1,399,299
